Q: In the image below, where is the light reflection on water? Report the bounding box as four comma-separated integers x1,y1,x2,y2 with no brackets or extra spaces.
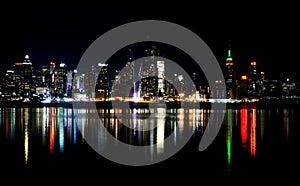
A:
0,106,299,176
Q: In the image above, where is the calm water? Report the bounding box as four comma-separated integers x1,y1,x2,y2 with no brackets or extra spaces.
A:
1,106,300,179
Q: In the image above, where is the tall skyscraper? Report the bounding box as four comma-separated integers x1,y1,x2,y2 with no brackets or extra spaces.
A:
13,55,33,98
248,61,259,98
96,63,109,100
140,46,158,98
225,46,236,99
157,60,165,96
53,62,67,97
66,71,73,97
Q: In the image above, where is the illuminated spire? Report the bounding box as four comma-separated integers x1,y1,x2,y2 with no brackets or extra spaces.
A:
226,50,233,61
226,41,233,65
23,54,32,64
226,40,233,61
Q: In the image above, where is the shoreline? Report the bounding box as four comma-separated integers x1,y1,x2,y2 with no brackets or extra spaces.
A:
0,100,299,109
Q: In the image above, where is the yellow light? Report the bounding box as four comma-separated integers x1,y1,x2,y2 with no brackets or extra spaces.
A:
241,75,248,80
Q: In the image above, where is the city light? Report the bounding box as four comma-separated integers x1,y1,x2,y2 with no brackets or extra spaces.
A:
241,75,248,80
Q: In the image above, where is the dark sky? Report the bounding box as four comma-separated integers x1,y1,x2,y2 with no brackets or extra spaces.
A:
1,1,300,82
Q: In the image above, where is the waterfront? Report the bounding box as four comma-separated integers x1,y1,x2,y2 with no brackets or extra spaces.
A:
1,105,300,179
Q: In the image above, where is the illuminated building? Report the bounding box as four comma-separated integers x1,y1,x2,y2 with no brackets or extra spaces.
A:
53,62,67,97
248,61,259,98
211,80,226,99
157,60,165,96
13,55,33,98
281,78,298,98
49,61,55,74
1,70,15,100
238,75,248,100
96,63,109,100
140,47,158,98
66,71,73,97
225,45,237,99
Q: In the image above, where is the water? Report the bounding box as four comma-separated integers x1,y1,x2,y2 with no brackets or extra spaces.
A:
1,106,300,180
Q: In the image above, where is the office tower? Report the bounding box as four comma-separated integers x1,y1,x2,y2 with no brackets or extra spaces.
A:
157,60,165,96
225,47,236,99
96,63,109,100
2,70,15,99
13,54,33,98
53,62,67,97
248,61,259,98
239,75,249,100
140,46,158,98
66,71,73,97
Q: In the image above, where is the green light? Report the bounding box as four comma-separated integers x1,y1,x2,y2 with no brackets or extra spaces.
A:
227,138,231,167
226,110,232,172
226,57,233,61
226,50,233,61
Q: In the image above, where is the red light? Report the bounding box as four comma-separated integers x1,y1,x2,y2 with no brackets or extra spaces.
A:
251,61,257,66
250,109,256,157
241,108,248,148
226,62,233,66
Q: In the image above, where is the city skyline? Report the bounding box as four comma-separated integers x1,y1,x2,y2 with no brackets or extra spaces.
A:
1,45,299,104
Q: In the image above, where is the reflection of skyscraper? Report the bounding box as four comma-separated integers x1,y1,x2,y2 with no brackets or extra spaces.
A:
250,109,257,157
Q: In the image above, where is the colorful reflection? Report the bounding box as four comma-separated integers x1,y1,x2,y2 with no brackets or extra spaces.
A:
226,109,233,171
0,107,298,172
24,108,29,164
250,109,257,157
240,108,248,148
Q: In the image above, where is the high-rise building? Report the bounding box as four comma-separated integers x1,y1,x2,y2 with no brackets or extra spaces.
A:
248,61,259,98
96,63,109,100
53,62,67,97
157,60,165,96
1,70,15,99
13,55,33,98
238,75,249,100
140,47,158,97
225,47,236,99
66,71,73,97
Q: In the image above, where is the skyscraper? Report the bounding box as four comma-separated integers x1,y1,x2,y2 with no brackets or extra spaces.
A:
248,61,259,98
96,63,109,100
13,55,33,98
53,62,67,97
225,46,236,99
157,60,165,96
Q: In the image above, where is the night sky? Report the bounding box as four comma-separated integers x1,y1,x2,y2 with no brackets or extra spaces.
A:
1,2,299,82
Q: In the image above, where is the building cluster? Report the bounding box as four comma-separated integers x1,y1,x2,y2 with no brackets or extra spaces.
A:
223,48,300,101
0,55,109,102
1,45,299,103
